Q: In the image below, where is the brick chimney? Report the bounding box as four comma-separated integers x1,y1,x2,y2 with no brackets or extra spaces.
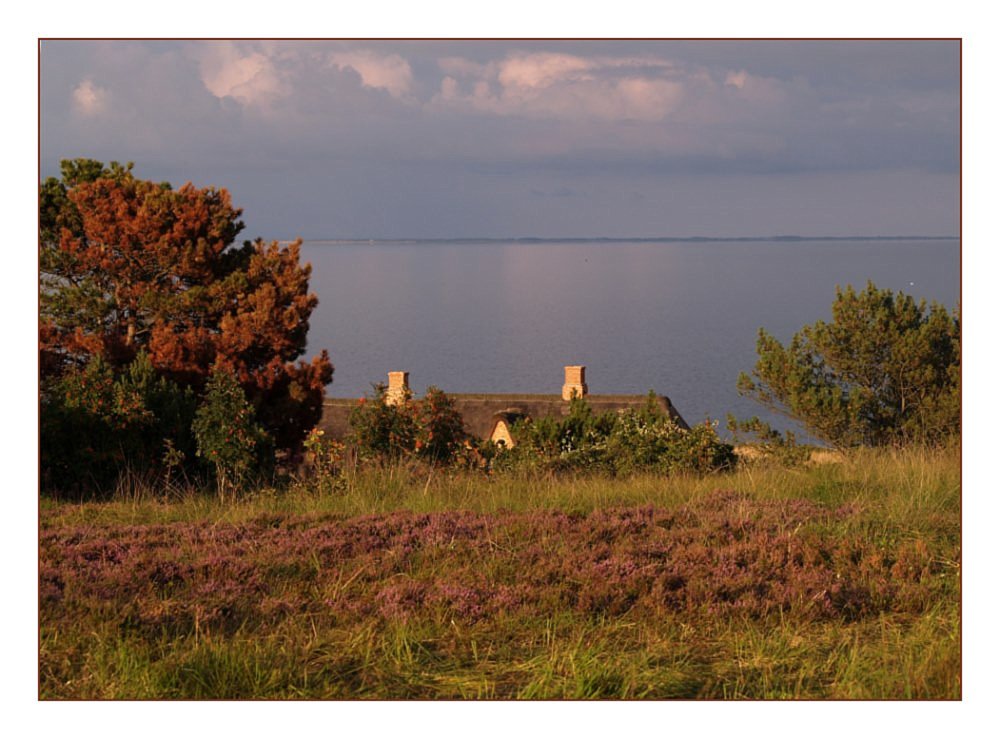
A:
386,371,410,406
562,365,588,401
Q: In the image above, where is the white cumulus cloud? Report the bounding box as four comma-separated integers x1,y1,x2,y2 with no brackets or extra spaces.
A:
196,43,283,106
327,50,413,98
71,78,109,116
496,52,593,89
430,52,696,122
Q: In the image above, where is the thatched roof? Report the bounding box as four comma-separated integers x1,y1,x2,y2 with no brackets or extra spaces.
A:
317,398,360,440
318,393,689,441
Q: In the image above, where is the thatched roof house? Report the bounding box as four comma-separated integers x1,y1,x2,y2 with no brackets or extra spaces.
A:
318,366,689,447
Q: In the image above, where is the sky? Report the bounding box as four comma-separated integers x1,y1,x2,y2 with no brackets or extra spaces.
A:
39,39,960,240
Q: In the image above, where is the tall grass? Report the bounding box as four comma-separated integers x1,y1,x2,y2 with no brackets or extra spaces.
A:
39,445,960,700
42,444,959,526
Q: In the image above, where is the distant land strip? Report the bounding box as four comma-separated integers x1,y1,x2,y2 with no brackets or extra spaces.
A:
292,235,960,245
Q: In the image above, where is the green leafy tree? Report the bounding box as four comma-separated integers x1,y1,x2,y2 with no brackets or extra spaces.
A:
737,281,960,449
192,368,270,499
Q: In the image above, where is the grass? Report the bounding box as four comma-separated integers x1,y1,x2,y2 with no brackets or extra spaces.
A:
39,444,960,699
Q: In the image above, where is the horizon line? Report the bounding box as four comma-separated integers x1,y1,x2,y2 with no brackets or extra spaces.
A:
289,234,960,244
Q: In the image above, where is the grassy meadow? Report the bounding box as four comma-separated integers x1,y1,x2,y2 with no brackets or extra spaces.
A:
39,445,960,699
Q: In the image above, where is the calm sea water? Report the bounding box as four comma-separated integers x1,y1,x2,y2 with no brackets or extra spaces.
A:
301,239,960,439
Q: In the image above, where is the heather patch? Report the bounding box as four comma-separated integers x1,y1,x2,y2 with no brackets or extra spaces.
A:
38,443,959,699
41,491,951,637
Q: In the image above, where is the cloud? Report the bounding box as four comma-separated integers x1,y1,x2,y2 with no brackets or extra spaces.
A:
438,56,490,78
71,78,109,116
327,50,413,98
496,52,592,89
423,52,802,165
722,68,788,106
190,43,417,113
725,69,749,89
196,43,283,106
429,51,770,124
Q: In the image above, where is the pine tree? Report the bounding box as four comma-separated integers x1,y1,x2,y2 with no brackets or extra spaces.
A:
737,281,960,448
40,159,333,454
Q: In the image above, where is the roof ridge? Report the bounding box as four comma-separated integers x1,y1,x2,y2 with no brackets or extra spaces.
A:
324,392,667,403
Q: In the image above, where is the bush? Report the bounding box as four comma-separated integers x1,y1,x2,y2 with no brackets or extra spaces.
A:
496,394,735,475
302,428,346,478
413,386,468,465
348,384,419,463
737,281,960,449
726,414,811,467
40,353,196,495
348,384,471,467
192,369,271,499
606,412,737,475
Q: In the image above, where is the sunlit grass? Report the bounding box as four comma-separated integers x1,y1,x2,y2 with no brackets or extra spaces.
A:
41,443,959,525
39,444,960,699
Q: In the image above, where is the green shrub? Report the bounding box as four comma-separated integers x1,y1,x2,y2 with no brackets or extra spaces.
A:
118,352,198,462
495,395,735,476
348,383,419,463
413,386,468,465
606,411,736,475
192,369,271,499
349,384,470,467
302,428,346,477
726,414,811,466
40,353,196,496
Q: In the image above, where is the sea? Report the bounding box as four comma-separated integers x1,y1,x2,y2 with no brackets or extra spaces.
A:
300,238,960,440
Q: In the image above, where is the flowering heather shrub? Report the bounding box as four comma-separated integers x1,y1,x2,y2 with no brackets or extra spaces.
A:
40,490,956,654
376,580,430,620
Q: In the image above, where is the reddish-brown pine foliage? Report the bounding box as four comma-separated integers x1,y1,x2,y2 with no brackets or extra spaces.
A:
40,163,333,451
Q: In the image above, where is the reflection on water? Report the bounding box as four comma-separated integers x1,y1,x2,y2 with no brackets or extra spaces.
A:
301,239,959,438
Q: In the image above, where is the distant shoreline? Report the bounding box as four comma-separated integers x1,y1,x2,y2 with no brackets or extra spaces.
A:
293,235,960,246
